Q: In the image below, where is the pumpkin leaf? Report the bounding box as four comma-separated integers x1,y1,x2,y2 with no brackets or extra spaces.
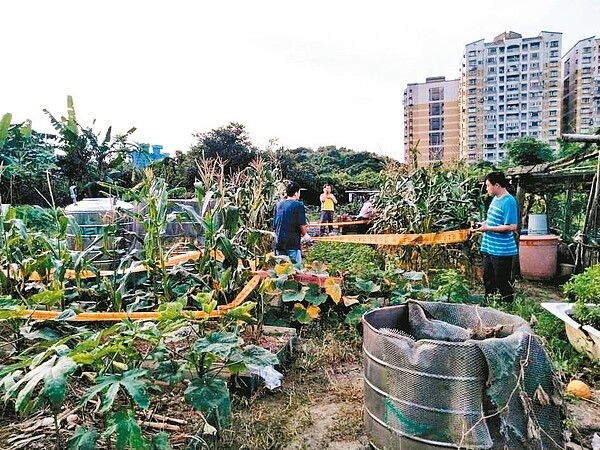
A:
292,303,313,324
324,278,342,304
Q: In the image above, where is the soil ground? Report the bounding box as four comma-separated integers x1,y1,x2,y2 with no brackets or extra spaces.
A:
0,280,598,449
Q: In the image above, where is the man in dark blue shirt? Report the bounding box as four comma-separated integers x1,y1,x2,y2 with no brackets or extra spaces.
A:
274,181,309,264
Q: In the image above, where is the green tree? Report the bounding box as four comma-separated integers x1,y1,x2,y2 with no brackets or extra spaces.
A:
503,136,554,166
0,118,58,205
187,122,257,183
45,96,137,200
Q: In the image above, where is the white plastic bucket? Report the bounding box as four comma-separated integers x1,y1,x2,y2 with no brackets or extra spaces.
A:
528,214,548,236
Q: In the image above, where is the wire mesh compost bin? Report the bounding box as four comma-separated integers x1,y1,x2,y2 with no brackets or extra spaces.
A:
65,197,135,270
362,301,564,450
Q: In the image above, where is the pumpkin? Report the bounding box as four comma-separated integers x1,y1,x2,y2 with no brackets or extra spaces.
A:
565,379,593,399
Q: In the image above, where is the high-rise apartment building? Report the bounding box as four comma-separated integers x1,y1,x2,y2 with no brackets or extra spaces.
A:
458,31,563,162
403,76,460,166
562,36,600,135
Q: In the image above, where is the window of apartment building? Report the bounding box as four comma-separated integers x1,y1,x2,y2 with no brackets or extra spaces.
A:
549,119,557,126
498,46,505,53
531,52,539,60
488,67,496,74
549,70,558,77
582,77,592,84
468,50,477,57
549,129,557,136
522,54,528,61
499,56,505,63
429,147,444,161
530,42,540,50
469,125,477,132
549,50,559,58
487,57,496,64
430,133,443,145
522,43,528,50
548,80,558,88
549,90,558,97
550,40,559,48
583,46,592,53
582,97,591,104
582,67,592,74
531,121,540,127
549,110,557,117
430,102,443,115
521,68,528,75
468,117,476,123
468,107,477,113
430,118,443,130
429,87,443,101
582,87,591,94
530,111,540,118
469,79,476,85
549,100,558,107
468,88,477,95
583,56,592,64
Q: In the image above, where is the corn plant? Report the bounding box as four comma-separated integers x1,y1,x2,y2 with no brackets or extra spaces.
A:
371,160,482,272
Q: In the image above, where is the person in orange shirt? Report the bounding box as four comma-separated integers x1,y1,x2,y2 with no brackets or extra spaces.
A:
319,183,338,236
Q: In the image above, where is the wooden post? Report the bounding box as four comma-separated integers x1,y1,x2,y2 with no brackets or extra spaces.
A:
563,185,573,238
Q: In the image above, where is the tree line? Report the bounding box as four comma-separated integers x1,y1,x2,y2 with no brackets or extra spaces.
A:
1,100,388,207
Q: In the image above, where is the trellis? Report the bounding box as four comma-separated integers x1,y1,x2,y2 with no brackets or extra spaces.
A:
506,133,600,272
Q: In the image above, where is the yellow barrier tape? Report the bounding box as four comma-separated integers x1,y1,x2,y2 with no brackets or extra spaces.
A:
312,229,471,246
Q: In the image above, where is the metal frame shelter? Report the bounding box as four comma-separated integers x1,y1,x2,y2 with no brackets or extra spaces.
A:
506,133,600,272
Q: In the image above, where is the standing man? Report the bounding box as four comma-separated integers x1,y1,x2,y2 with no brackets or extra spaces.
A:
319,183,338,236
474,171,519,303
274,181,309,264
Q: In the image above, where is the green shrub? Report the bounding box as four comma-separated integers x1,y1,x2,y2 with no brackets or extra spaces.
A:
305,242,384,279
15,204,57,233
563,264,600,329
563,264,600,304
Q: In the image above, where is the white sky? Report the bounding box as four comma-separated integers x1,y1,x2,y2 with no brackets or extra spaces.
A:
2,0,599,162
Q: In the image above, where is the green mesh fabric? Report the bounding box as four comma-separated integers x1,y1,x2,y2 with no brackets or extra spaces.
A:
363,301,565,449
408,301,564,449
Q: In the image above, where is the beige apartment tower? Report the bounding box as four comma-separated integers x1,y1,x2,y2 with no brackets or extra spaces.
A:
459,31,563,162
403,76,460,166
562,36,600,134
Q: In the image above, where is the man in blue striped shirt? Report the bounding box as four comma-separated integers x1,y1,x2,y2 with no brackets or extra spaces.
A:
474,172,518,303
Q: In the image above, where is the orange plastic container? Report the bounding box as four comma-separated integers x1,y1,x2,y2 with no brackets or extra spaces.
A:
519,235,559,280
